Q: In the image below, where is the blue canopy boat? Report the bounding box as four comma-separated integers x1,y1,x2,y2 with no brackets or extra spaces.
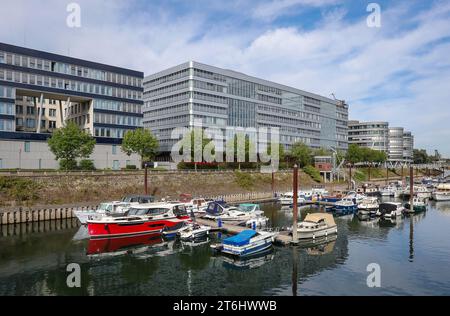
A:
213,230,277,257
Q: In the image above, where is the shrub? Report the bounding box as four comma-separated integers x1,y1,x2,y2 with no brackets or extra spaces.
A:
125,165,137,170
303,165,322,183
79,159,96,171
59,159,78,171
0,177,40,203
234,171,253,189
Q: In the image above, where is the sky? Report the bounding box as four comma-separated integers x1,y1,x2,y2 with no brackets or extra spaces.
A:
0,0,449,156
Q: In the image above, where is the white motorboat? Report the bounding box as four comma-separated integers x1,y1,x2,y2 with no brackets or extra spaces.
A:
377,202,404,218
179,194,209,215
74,201,131,225
177,223,211,241
380,186,396,197
345,191,366,204
203,201,264,223
278,192,306,205
237,203,264,216
295,213,338,240
358,197,379,215
334,198,358,215
402,185,432,199
244,216,269,229
212,230,277,257
432,184,450,201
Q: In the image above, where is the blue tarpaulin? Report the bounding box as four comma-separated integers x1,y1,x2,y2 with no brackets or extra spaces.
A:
223,230,257,247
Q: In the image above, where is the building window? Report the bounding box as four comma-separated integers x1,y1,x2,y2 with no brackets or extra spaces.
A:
26,119,35,128
113,160,120,170
49,121,56,129
24,142,31,153
112,145,117,155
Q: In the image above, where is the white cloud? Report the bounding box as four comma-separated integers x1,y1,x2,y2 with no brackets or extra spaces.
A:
0,0,449,156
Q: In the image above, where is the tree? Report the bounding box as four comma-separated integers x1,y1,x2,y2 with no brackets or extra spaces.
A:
413,149,431,164
290,142,313,167
345,144,363,165
47,122,96,170
179,129,215,162
122,128,159,167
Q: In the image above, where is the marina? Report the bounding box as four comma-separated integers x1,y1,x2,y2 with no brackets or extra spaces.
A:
1,199,450,295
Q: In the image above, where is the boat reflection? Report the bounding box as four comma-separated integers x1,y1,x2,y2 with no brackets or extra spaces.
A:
219,248,275,270
87,233,164,258
298,235,338,256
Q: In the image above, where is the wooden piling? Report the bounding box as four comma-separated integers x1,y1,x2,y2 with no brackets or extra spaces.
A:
292,165,299,244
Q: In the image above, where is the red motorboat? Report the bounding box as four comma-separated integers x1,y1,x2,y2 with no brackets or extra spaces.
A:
87,202,192,239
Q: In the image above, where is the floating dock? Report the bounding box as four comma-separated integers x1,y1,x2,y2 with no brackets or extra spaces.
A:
195,218,292,246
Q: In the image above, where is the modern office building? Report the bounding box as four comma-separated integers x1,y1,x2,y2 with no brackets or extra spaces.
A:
348,120,414,164
0,42,143,170
143,61,348,156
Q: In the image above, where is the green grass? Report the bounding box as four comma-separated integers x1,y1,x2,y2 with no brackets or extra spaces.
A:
234,171,254,189
303,165,322,183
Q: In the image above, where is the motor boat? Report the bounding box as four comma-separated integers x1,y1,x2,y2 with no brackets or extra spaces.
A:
334,198,358,215
237,203,264,216
74,201,131,225
319,195,343,203
358,197,379,215
432,184,450,201
278,192,306,205
203,201,263,223
377,202,404,218
121,195,155,204
380,186,396,197
211,230,277,257
179,194,209,215
295,213,337,240
345,191,366,204
404,197,427,214
402,185,432,199
177,223,211,241
243,216,269,229
87,202,192,239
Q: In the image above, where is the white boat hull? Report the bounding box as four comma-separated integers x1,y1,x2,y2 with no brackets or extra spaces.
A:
74,210,98,225
222,235,274,257
433,193,450,201
297,225,337,240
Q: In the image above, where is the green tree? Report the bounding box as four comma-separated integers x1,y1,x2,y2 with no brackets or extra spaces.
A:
47,122,96,170
345,144,363,164
122,128,159,167
290,142,313,167
413,149,431,164
179,129,215,162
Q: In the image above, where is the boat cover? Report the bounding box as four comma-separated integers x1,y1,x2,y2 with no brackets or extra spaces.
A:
223,230,257,246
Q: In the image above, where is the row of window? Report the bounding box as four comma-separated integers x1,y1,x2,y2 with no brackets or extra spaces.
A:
16,118,57,129
94,127,133,138
149,92,190,107
145,69,190,87
0,102,14,115
304,105,320,113
304,96,321,106
193,103,227,116
194,115,227,127
258,104,320,121
280,135,321,145
0,69,142,100
0,51,142,87
258,113,321,129
144,115,190,127
193,80,226,93
228,99,256,128
193,69,227,83
143,103,189,118
193,91,228,104
93,99,142,114
145,80,189,98
94,112,142,127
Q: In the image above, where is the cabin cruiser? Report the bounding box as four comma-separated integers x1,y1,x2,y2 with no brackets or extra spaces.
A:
237,204,264,216
404,197,427,213
295,213,337,240
402,185,432,199
278,192,306,206
121,195,155,204
432,184,450,201
179,194,209,215
345,191,366,204
211,230,277,257
380,186,396,197
87,203,191,239
177,223,211,241
244,216,269,229
334,198,358,215
358,197,379,215
203,201,264,223
74,201,131,225
377,202,404,218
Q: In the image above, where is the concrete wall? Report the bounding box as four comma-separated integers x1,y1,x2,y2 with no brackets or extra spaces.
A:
0,139,140,170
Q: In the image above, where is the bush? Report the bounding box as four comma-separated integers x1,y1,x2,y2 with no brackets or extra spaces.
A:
59,159,78,171
0,177,40,203
79,159,96,171
303,165,322,183
234,171,254,189
125,165,137,170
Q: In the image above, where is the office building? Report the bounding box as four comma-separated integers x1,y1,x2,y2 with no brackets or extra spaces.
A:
143,61,348,156
348,120,414,163
0,43,143,169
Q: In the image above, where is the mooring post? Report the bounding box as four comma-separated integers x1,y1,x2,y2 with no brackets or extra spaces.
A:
368,163,371,181
409,166,414,213
144,164,148,195
348,164,352,190
292,164,299,244
271,171,275,196
386,165,389,185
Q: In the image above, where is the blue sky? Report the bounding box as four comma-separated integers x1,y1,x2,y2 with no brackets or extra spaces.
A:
1,0,450,156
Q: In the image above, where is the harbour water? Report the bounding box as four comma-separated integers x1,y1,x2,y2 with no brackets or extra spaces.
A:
1,199,450,296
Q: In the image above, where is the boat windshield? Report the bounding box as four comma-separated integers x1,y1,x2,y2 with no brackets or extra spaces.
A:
238,204,256,212
127,208,170,216
98,203,112,212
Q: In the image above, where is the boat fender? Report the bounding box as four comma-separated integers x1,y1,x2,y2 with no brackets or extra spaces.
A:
313,234,315,240
325,231,328,237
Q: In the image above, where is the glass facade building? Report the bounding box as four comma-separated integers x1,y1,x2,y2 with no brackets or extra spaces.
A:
0,42,143,143
143,61,348,153
348,120,414,163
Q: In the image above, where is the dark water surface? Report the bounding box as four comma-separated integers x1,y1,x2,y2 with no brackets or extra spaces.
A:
1,199,450,296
